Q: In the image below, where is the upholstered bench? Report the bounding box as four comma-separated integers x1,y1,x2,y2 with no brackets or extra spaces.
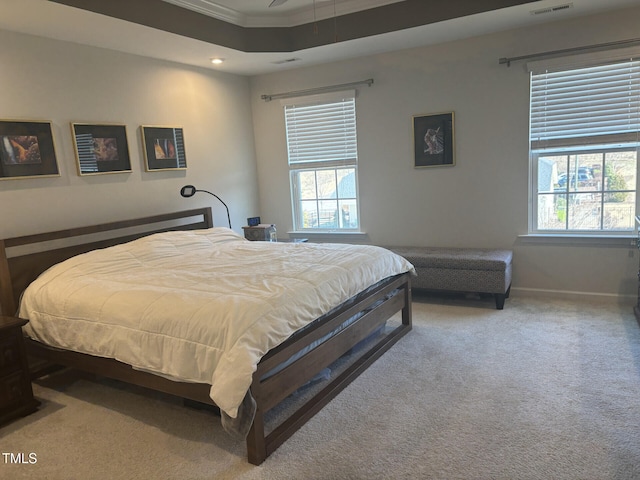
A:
387,247,513,309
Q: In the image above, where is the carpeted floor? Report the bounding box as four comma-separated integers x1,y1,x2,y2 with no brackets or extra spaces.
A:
2,294,639,479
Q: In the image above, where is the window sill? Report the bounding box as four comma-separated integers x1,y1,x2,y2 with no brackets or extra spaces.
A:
288,231,368,243
518,234,636,248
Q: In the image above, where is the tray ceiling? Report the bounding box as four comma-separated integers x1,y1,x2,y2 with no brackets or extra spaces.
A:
0,0,638,75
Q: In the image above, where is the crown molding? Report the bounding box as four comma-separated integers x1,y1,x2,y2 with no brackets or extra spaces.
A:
162,0,404,28
162,0,246,25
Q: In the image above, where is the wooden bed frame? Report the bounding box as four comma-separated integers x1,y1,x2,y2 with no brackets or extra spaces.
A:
0,208,412,465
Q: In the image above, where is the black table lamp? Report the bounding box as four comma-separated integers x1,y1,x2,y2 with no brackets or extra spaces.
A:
180,185,231,229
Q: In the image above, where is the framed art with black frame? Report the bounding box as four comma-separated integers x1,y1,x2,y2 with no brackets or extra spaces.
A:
413,112,455,168
141,125,187,171
72,123,132,176
0,120,59,180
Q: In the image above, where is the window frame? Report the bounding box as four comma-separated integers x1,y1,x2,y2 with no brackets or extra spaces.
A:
530,144,639,234
289,165,360,231
283,91,361,233
528,58,640,236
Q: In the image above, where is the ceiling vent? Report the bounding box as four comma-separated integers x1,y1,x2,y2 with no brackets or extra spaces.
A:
272,58,301,65
530,2,573,16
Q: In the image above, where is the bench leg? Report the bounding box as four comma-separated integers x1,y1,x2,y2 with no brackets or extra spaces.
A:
494,286,511,310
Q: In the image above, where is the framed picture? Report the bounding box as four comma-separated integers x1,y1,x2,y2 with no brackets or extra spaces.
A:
0,120,59,180
413,112,455,168
140,125,187,171
72,123,131,175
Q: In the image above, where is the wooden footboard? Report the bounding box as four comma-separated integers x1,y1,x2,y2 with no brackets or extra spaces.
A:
247,272,412,464
1,209,412,465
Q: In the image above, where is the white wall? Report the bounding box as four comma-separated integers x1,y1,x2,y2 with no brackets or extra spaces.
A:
0,29,259,238
249,6,640,299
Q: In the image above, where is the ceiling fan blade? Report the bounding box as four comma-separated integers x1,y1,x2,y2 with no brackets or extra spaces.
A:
269,0,288,7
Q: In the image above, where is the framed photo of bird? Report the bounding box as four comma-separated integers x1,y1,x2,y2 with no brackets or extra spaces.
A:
141,125,187,171
0,120,59,180
413,112,455,168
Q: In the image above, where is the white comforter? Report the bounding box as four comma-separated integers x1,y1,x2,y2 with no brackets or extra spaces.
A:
19,228,413,418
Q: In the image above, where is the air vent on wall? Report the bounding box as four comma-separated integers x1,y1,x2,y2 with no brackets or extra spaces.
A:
530,2,573,16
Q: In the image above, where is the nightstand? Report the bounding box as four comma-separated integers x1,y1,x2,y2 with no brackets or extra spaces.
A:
242,225,277,241
0,316,39,426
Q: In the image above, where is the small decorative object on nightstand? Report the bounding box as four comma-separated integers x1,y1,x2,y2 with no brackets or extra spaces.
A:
0,316,39,426
243,224,277,242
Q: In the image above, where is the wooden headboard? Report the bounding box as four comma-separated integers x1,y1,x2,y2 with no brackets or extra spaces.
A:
0,208,213,316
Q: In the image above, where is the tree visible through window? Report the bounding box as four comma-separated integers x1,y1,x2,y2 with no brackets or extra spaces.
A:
530,59,639,233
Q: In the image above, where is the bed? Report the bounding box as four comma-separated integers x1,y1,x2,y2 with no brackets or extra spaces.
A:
0,208,413,464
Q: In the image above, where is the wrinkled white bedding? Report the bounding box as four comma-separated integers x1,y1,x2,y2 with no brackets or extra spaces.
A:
19,228,414,418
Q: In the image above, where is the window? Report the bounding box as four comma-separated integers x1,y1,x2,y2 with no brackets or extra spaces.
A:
284,92,360,231
529,59,640,234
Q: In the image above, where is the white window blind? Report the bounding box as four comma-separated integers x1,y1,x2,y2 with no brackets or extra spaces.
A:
530,60,640,149
285,96,357,165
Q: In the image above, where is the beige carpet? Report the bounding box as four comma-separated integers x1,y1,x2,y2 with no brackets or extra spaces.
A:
2,294,639,480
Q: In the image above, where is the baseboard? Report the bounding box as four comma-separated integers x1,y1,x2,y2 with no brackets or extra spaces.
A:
511,287,636,305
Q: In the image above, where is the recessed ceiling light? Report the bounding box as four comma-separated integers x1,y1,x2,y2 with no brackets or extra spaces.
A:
210,58,225,65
